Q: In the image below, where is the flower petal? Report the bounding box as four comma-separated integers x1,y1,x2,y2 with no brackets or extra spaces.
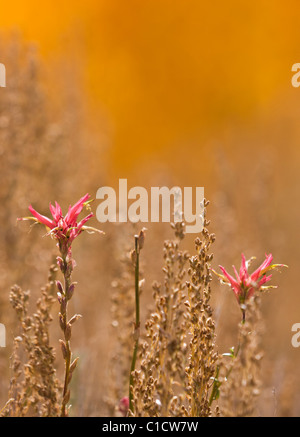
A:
219,265,241,296
239,253,248,282
65,193,90,226
250,253,273,282
76,213,94,231
28,205,55,229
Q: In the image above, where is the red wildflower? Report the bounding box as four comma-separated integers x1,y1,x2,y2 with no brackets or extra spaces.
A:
18,193,103,251
213,253,286,321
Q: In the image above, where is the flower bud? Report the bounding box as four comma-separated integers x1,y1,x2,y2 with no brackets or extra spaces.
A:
57,292,63,304
60,296,67,314
65,323,72,341
59,313,66,331
59,339,67,359
57,256,66,273
56,280,64,294
138,228,147,250
66,283,76,300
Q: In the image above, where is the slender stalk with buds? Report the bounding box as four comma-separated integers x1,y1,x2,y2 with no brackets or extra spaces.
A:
57,245,81,417
129,229,146,414
18,193,103,416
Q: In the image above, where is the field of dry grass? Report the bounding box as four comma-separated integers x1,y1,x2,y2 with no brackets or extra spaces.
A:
0,31,300,418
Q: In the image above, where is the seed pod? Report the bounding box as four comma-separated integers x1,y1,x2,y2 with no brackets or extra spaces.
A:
59,339,67,359
138,228,147,250
68,314,82,325
60,297,67,314
59,313,66,331
139,279,145,291
65,323,72,341
56,280,64,294
70,357,79,373
66,283,76,300
57,292,63,304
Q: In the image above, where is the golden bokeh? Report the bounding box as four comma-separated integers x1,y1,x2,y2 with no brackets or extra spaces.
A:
1,1,299,174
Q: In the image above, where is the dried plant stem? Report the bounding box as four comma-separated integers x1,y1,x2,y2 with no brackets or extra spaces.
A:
129,235,141,413
62,263,71,416
130,223,189,417
220,296,262,417
57,247,80,417
129,340,139,413
0,399,14,416
134,236,140,327
4,263,61,417
184,201,218,417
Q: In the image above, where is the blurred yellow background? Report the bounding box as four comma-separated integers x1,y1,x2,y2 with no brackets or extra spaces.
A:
1,0,299,176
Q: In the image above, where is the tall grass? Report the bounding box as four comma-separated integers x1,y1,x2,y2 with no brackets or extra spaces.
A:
0,36,296,417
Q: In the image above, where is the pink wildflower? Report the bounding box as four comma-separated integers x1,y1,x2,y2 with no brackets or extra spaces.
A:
18,193,103,253
213,253,286,321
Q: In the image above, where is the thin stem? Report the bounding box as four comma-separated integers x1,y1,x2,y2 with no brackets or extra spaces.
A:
242,309,246,324
209,340,241,407
134,236,140,327
58,250,74,417
209,365,220,406
129,236,141,414
129,339,139,413
61,342,71,417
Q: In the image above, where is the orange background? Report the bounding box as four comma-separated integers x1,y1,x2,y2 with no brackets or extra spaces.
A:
1,1,299,177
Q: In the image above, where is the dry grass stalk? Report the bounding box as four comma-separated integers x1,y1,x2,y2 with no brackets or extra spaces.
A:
2,263,61,417
131,222,190,416
106,227,138,415
128,229,147,414
184,199,218,417
57,251,81,418
130,203,219,417
220,295,263,417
